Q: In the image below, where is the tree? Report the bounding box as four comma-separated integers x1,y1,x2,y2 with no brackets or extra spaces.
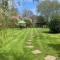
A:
1,0,9,15
10,8,18,16
0,0,18,27
37,0,60,22
48,13,60,33
24,18,32,27
22,9,33,17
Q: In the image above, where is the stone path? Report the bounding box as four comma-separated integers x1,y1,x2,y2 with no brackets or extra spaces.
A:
28,40,32,42
25,45,34,49
32,49,42,55
25,39,42,55
25,39,57,60
45,55,57,60
25,39,33,48
25,29,57,60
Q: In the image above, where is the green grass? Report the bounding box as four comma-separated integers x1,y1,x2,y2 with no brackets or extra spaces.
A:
0,28,60,60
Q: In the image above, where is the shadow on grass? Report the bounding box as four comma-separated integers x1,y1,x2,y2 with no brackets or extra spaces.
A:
48,44,60,57
0,51,27,60
43,31,60,34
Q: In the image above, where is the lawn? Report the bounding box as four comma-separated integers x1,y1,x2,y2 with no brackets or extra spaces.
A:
0,28,60,60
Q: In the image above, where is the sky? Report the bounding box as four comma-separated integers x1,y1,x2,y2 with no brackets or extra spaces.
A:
13,0,39,15
13,0,60,15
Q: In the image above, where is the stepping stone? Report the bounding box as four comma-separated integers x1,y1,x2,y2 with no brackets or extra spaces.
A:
28,40,32,42
45,55,56,60
32,49,42,55
25,45,34,49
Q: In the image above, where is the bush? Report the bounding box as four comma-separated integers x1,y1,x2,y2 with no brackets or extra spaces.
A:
24,18,32,27
48,14,60,33
17,19,26,28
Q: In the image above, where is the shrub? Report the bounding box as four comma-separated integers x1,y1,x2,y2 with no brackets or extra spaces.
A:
48,14,60,33
17,19,26,28
24,18,32,27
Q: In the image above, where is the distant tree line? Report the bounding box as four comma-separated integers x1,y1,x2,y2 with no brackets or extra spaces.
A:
37,0,60,33
0,0,60,33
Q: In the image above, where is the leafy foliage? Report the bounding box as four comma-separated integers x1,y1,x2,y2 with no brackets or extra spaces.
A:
24,18,32,27
37,0,60,22
22,9,33,17
49,14,60,33
37,0,60,15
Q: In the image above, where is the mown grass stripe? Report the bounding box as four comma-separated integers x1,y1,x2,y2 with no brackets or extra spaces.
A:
1,29,27,50
3,30,23,46
14,29,31,54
